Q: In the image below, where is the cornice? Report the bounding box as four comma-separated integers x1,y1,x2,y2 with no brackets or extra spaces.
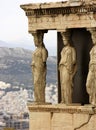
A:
25,5,96,17
20,1,96,17
27,103,96,114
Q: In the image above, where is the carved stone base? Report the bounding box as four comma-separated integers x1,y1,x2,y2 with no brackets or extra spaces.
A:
28,103,96,130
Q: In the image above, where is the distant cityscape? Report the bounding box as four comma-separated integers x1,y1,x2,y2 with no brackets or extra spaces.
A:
0,82,57,130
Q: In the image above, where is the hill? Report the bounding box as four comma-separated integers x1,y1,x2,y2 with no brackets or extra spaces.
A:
0,47,57,89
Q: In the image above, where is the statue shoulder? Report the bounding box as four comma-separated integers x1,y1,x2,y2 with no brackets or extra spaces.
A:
90,45,96,55
71,46,76,51
42,47,48,55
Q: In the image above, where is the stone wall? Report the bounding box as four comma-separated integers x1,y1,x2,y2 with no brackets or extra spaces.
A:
28,104,96,130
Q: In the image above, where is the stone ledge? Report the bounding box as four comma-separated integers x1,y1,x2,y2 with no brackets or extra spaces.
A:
27,102,96,114
20,1,69,10
21,4,96,17
20,1,96,10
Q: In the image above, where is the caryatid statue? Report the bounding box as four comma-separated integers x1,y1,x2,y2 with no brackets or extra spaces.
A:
59,31,77,104
86,28,96,105
31,31,48,103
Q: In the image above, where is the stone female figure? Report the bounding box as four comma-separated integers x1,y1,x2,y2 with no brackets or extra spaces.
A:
31,32,48,103
59,32,77,104
86,44,96,105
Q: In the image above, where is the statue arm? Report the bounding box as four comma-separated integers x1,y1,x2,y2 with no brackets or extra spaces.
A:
72,48,76,65
31,54,35,66
42,48,48,62
72,48,77,76
31,54,35,73
86,70,93,94
59,52,64,70
59,48,66,65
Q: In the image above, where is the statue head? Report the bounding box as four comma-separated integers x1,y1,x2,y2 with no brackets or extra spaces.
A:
61,30,71,46
87,28,96,45
32,31,44,47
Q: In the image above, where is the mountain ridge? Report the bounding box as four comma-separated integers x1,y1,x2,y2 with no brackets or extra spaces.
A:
0,47,32,57
0,47,57,88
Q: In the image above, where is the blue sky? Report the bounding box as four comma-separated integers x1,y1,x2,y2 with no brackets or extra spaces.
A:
0,0,66,55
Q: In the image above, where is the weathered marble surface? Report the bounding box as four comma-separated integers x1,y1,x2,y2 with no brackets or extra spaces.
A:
21,1,96,129
86,28,96,105
31,31,48,103
28,104,96,130
59,31,77,104
21,0,96,32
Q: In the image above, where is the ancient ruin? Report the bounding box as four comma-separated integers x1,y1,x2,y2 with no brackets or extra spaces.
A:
59,30,77,104
21,0,96,129
31,31,48,103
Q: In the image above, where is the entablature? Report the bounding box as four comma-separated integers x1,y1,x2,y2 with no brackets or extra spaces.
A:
20,1,96,32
